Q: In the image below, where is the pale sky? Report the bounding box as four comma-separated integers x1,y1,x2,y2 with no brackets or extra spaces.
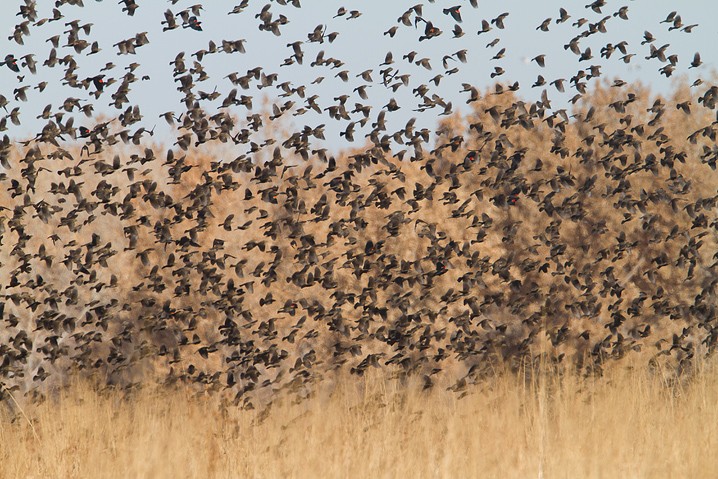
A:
1,0,715,151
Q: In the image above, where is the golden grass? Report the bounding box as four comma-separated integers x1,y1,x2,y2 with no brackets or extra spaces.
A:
2,361,718,478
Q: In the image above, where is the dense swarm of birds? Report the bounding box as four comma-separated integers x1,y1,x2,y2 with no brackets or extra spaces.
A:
0,0,716,407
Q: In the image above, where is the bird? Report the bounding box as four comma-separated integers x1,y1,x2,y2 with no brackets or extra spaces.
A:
184,16,203,31
689,52,702,69
416,17,442,41
443,6,462,23
91,75,106,91
1,54,20,72
531,55,546,67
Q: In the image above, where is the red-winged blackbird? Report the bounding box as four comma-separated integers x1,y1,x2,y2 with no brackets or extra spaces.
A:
435,261,448,275
186,16,203,31
416,17,442,41
507,187,521,205
79,126,91,138
2,54,19,73
443,6,462,23
281,300,298,316
92,75,106,91
464,150,478,162
491,187,521,207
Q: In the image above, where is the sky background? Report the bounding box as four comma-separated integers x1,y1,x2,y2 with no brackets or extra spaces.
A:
1,0,716,152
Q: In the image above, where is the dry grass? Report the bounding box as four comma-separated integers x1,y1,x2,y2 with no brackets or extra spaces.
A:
2,360,718,478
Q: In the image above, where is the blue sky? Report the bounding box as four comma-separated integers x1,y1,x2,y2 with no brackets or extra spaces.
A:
1,0,715,151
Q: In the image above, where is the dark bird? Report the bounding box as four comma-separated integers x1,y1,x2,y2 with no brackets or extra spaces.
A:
92,75,106,91
416,17,442,41
507,187,521,205
536,18,552,32
531,55,546,67
477,19,491,34
463,151,478,162
556,7,570,24
185,16,203,31
443,6,462,23
2,54,19,73
162,9,178,30
491,13,509,29
689,52,702,69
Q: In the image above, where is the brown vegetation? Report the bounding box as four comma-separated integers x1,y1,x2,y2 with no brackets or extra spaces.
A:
3,360,718,478
0,82,717,409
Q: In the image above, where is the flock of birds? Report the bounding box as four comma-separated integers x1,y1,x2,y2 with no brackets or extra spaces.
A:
0,0,717,407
